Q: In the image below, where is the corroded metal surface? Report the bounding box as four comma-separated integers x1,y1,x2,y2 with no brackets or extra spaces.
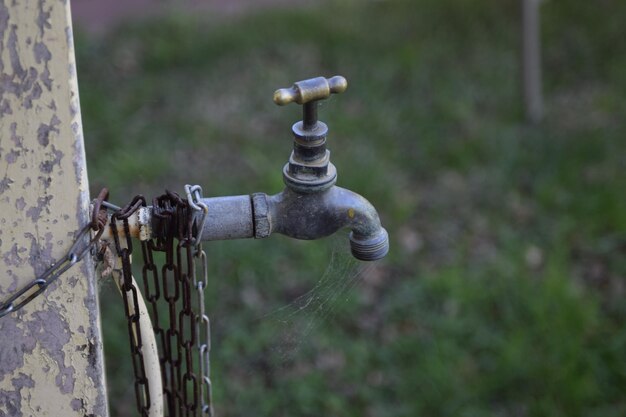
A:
0,1,108,416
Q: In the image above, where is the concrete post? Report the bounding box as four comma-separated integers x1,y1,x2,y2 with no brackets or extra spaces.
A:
0,1,108,416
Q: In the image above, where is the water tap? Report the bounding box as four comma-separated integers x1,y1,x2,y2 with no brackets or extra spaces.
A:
195,75,390,261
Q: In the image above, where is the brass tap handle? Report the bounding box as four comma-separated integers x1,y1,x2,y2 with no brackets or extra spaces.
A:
273,76,348,106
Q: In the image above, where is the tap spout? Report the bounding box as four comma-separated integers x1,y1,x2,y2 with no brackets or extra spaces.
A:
193,186,388,261
252,186,389,261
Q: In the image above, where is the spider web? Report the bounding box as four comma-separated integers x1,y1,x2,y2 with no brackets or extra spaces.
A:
258,234,376,368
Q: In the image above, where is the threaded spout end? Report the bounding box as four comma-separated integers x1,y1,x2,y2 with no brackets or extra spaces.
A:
349,228,389,261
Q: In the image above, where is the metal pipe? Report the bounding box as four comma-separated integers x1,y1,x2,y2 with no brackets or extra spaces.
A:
103,185,389,262
198,195,254,240
98,196,255,243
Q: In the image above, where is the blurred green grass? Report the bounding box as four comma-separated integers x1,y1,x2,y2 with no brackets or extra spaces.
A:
75,0,626,416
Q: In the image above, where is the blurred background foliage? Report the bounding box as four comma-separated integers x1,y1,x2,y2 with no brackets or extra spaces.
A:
74,0,626,416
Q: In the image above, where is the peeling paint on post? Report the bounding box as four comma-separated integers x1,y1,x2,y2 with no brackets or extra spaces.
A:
0,1,108,416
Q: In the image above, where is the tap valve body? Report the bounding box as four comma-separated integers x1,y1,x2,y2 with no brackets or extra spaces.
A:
274,76,348,193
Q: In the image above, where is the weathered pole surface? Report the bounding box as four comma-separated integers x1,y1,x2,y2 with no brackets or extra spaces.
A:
521,0,543,123
0,1,108,416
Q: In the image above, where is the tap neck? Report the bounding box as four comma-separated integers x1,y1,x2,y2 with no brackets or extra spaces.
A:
283,116,337,193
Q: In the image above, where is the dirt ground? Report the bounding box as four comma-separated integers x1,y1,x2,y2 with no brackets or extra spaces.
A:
71,0,307,33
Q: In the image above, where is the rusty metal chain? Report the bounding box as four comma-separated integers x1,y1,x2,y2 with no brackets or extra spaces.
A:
0,185,215,417
140,232,168,414
151,192,181,416
179,230,198,416
0,188,110,318
135,187,213,417
109,195,152,417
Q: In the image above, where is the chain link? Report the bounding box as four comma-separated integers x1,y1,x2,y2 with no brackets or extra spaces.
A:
178,219,198,416
186,185,214,417
0,189,109,318
195,249,213,416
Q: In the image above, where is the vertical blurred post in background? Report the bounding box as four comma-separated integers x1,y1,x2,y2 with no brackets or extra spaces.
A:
521,0,543,123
